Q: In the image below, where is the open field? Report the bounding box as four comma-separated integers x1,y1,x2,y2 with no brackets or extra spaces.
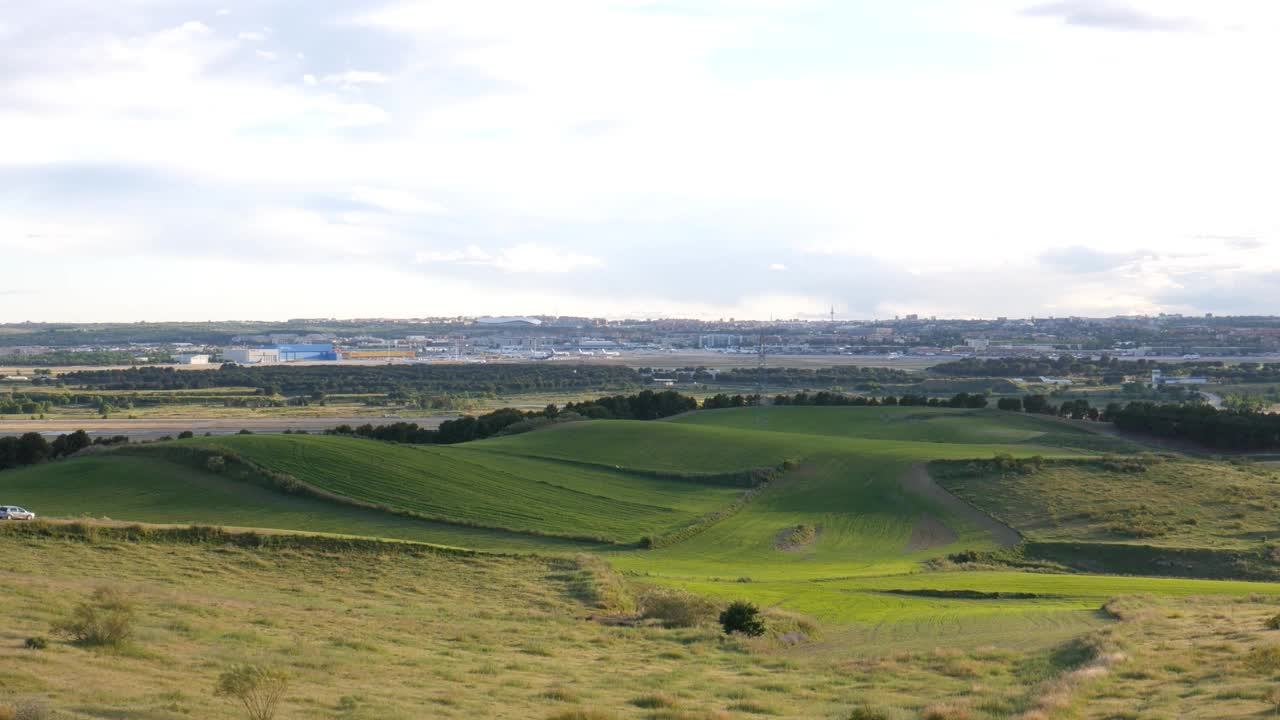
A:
7,405,1280,716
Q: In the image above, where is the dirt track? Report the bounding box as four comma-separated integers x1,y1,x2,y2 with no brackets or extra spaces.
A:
900,462,1021,548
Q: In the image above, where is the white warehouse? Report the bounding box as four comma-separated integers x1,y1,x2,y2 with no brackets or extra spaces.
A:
223,348,281,364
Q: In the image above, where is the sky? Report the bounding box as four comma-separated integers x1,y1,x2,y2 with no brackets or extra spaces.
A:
2,0,1279,322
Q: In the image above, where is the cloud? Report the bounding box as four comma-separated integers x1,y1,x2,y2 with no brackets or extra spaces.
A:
413,243,603,274
1023,1,1202,32
351,186,446,215
236,31,265,41
255,49,276,61
321,70,391,89
768,263,787,271
1038,245,1147,274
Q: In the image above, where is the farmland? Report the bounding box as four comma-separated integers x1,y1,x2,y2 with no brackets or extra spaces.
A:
5,405,1280,717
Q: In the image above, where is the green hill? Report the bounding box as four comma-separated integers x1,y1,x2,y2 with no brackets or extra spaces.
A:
174,434,742,544
0,454,597,552
6,405,1280,654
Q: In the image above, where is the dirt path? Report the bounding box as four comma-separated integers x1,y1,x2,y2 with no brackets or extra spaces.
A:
899,462,1021,548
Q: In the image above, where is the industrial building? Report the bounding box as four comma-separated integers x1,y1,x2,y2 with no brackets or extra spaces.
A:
342,350,416,359
222,344,337,363
173,353,210,365
223,348,280,364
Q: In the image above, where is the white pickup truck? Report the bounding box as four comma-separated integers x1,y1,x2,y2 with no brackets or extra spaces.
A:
0,506,35,521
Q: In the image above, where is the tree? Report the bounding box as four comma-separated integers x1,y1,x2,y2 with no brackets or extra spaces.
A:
52,586,134,647
996,397,1023,412
16,432,49,466
215,665,290,720
719,600,765,636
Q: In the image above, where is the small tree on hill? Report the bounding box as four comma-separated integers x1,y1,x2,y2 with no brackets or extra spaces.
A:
215,664,290,720
719,600,765,636
52,586,134,647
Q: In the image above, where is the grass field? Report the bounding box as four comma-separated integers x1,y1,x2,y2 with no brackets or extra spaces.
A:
936,457,1280,550
8,405,1280,717
0,454,599,552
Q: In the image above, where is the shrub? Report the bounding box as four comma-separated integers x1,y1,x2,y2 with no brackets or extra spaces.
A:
719,600,765,636
639,587,718,628
24,636,47,650
1266,614,1280,631
52,586,134,647
178,431,195,439
630,693,678,709
1,702,51,720
215,664,290,720
206,455,226,473
847,706,891,720
238,429,253,435
1247,646,1280,674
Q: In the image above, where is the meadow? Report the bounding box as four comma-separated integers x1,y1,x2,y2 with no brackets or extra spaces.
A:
5,405,1280,717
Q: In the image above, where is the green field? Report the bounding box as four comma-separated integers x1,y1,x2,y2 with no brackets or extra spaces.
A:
6,405,1280,717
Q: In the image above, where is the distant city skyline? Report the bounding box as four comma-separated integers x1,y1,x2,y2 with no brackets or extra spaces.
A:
3,1,1278,322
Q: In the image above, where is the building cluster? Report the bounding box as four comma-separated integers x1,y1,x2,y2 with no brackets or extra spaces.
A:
4,314,1280,366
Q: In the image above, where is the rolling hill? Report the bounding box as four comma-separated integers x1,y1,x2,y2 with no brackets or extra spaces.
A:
5,404,1280,656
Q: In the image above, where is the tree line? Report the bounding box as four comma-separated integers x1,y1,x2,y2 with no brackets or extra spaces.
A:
60,364,642,396
1109,402,1280,450
934,356,1280,384
0,431,127,472
328,390,699,446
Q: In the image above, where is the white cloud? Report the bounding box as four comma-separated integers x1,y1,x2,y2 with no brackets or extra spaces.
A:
413,243,602,274
3,1,1280,321
254,49,276,61
351,186,447,215
236,31,265,41
323,70,391,87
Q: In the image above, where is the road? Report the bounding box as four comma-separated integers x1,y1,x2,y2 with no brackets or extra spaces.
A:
0,416,455,440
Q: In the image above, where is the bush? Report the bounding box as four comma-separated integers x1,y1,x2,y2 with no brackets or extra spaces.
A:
24,636,47,650
206,455,226,473
215,664,290,720
178,430,195,439
639,587,718,628
847,707,891,720
719,600,765,636
1266,614,1280,631
52,586,134,647
0,703,50,720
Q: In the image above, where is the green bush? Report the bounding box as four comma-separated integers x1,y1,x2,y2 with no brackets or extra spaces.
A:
719,600,765,636
52,587,134,647
847,706,891,720
215,664,290,720
178,430,195,439
638,587,717,628
23,636,47,650
1266,614,1280,631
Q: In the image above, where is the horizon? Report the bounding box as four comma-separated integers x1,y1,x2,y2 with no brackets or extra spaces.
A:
4,1,1279,320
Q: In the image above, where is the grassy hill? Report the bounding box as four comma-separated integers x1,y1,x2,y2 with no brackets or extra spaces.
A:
0,454,600,552
672,405,1144,453
934,456,1280,552
9,405,1280,717
174,434,743,544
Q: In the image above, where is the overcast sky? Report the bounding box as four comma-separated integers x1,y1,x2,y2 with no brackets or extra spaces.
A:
2,0,1278,322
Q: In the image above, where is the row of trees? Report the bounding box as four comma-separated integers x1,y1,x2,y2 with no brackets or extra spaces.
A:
329,390,700,446
61,364,641,396
935,356,1280,384
0,430,127,471
703,391,992,409
1109,402,1280,450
